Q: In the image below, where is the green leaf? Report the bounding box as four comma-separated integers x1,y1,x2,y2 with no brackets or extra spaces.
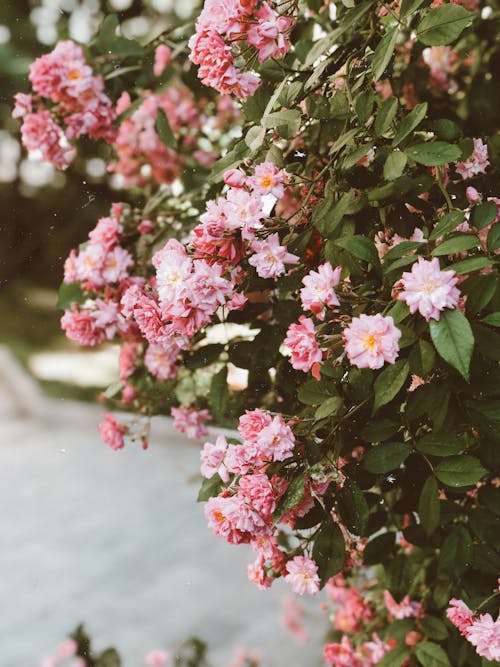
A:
438,526,473,576
57,282,86,310
364,441,411,473
343,144,373,171
416,433,465,456
392,102,428,147
429,309,474,380
435,455,487,487
373,359,409,412
384,240,424,261
155,108,175,148
298,380,336,405
375,97,398,136
312,518,345,585
337,480,369,535
361,419,399,442
482,312,500,327
406,142,461,166
355,89,375,123
363,532,396,564
379,646,411,667
208,140,249,183
245,125,266,151
419,617,449,641
429,211,465,241
334,235,379,265
372,26,398,81
487,223,500,251
209,366,228,419
96,648,121,667
104,381,123,399
197,474,225,502
315,396,344,420
320,191,355,238
384,151,408,180
470,201,498,230
400,0,425,18
431,234,478,256
417,5,474,46
273,475,305,520
418,476,440,536
409,339,436,376
415,641,452,667
450,256,492,274
262,109,302,135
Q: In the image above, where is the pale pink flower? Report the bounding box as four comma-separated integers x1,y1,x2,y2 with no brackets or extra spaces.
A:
144,342,181,380
153,44,172,77
467,614,500,661
246,3,293,62
300,263,341,320
285,556,320,596
224,168,247,188
145,649,170,666
88,215,122,250
225,442,259,475
344,313,401,370
249,233,299,279
249,162,286,198
61,309,105,347
466,186,480,204
397,257,460,321
102,246,134,284
383,590,422,619
98,413,127,451
255,415,296,462
408,374,426,391
446,598,474,635
55,639,78,659
171,406,212,440
284,316,322,373
12,92,32,119
423,46,458,91
200,435,229,481
456,138,489,179
224,188,265,239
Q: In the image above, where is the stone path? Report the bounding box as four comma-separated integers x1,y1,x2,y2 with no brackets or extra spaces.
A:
0,348,326,667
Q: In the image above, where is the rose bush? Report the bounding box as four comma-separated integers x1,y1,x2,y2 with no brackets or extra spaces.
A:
15,0,500,664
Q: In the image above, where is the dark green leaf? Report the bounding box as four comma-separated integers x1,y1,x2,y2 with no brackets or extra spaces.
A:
376,98,399,136
315,396,344,420
416,433,465,456
400,0,425,17
429,309,474,380
210,366,228,419
364,442,412,473
406,142,461,166
415,641,452,667
487,223,500,251
438,526,473,576
343,144,373,171
197,473,225,501
450,256,492,274
409,339,435,377
419,617,448,641
337,480,369,535
392,102,428,147
462,273,497,315
373,360,409,412
416,5,474,46
431,234,478,256
57,282,86,310
384,151,408,180
378,646,411,667
418,476,440,536
361,419,399,442
435,455,487,487
155,108,175,148
363,532,396,564
298,380,336,406
372,26,398,81
334,235,379,265
96,648,121,667
273,475,305,520
312,518,345,585
470,201,498,230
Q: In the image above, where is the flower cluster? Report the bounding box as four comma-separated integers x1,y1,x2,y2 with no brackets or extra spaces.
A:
14,40,116,168
447,599,500,662
189,0,294,98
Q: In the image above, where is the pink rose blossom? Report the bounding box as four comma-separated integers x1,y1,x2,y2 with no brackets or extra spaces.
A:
467,614,500,662
323,636,357,666
12,92,32,119
300,263,341,320
247,3,293,63
224,168,247,188
238,472,276,516
144,342,181,380
456,138,489,179
145,649,170,666
61,309,106,347
171,406,212,440
284,316,322,373
98,413,127,451
397,257,460,321
249,162,286,198
20,111,74,169
344,313,401,370
255,415,296,462
383,590,422,620
248,233,299,279
200,435,229,481
446,598,475,635
55,639,78,659
153,44,172,77
284,556,320,595
238,409,273,443
466,186,480,204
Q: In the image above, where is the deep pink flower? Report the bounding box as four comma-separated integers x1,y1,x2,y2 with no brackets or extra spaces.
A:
153,44,172,77
238,409,273,443
383,590,422,620
344,313,401,370
284,316,322,373
12,92,32,119
397,257,460,321
61,309,105,347
98,413,127,451
323,637,358,666
20,111,74,169
446,598,475,635
144,341,181,380
238,472,276,516
284,556,320,595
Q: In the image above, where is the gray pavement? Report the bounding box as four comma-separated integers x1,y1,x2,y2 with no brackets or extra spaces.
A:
0,348,325,667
